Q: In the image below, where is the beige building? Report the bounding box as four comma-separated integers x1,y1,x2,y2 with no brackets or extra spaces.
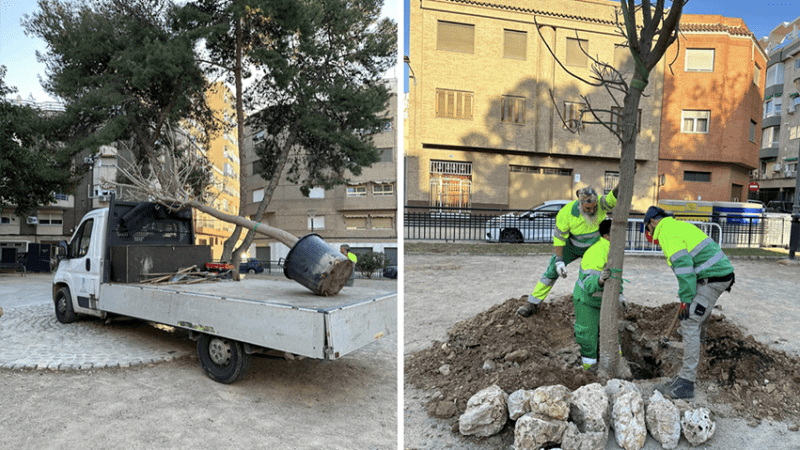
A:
241,80,399,266
406,0,665,212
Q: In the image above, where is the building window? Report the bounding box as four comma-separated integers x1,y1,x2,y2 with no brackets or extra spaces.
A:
54,193,69,201
503,29,526,60
789,125,800,140
604,172,619,194
754,64,761,85
509,165,571,176
750,120,757,142
308,216,324,230
681,110,710,133
762,126,780,148
430,160,472,209
436,89,473,120
347,185,367,197
372,217,393,230
610,107,641,133
253,130,265,143
564,102,586,129
378,147,393,163
1,213,14,224
566,37,589,67
766,63,785,88
309,187,324,199
37,213,63,225
437,21,474,54
373,183,393,196
345,217,367,230
253,188,264,203
685,49,715,72
764,97,782,118
796,59,800,71
501,95,525,124
684,171,711,182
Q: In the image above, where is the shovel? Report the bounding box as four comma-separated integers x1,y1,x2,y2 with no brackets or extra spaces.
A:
660,304,682,346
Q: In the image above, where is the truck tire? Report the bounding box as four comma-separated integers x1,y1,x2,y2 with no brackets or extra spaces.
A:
54,286,77,324
248,268,256,275
197,334,253,384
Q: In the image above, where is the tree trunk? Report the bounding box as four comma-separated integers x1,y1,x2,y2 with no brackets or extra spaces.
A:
188,200,298,248
597,81,643,378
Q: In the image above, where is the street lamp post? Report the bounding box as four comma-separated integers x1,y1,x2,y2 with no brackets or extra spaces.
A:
308,209,316,234
790,77,800,259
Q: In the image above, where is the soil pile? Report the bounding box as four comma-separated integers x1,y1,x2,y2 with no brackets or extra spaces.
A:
405,295,800,423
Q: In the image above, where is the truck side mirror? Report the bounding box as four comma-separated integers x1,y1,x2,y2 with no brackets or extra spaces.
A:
56,241,69,260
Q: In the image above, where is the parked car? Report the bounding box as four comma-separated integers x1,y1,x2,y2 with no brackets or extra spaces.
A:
383,265,398,279
485,200,570,243
239,258,264,274
766,200,794,214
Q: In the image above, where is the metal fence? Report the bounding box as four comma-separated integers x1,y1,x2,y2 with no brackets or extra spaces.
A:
404,206,793,250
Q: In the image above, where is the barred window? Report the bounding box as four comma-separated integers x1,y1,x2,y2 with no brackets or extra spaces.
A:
501,95,525,124
436,89,473,120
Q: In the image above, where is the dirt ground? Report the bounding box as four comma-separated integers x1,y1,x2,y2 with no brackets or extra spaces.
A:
404,252,800,450
0,274,397,450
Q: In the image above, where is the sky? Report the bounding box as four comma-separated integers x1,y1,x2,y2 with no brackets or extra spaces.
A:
0,0,400,103
402,0,800,92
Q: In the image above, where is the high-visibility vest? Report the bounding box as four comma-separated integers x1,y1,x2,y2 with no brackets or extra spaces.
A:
553,190,617,249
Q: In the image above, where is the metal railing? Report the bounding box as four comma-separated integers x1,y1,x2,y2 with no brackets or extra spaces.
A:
404,206,793,250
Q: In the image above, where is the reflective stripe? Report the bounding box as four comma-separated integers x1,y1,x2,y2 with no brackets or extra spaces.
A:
669,249,690,265
554,227,569,240
689,237,713,257
582,357,597,365
674,266,695,275
570,238,593,248
695,251,724,273
599,196,610,210
540,275,557,286
573,231,600,241
580,268,602,277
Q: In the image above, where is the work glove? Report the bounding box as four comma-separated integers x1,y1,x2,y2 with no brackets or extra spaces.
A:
555,260,567,278
598,265,611,286
678,302,690,320
618,294,628,311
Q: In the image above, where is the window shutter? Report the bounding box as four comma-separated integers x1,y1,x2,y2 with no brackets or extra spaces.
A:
503,30,526,60
437,21,475,53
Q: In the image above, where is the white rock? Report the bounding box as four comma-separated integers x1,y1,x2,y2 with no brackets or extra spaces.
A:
514,413,567,450
531,385,572,420
508,389,533,420
681,408,716,446
570,383,609,433
611,389,646,450
605,379,640,403
438,364,450,376
561,421,608,450
483,359,496,371
645,390,681,449
458,385,509,437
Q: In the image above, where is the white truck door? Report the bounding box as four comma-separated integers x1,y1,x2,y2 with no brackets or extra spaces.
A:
63,217,102,311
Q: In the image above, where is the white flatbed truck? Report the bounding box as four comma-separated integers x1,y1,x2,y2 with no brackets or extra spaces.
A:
52,200,396,383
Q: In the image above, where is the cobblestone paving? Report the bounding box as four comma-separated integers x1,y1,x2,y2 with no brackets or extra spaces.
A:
0,303,194,371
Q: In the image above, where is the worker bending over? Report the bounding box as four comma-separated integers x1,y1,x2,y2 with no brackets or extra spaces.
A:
518,185,619,317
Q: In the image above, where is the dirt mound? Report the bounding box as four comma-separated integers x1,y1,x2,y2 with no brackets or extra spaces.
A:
405,295,800,423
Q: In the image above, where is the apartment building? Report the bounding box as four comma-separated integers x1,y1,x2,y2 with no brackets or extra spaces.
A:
406,0,665,212
657,15,766,203
755,17,800,204
241,80,399,265
192,82,241,259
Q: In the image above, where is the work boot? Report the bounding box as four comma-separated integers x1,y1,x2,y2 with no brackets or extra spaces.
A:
517,302,538,317
656,377,694,399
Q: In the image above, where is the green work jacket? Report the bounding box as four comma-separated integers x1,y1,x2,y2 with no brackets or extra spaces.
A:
652,216,734,304
574,237,622,308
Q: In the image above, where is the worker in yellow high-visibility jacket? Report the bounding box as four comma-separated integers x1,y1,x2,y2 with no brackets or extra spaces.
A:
517,185,619,317
341,244,358,286
572,219,627,373
646,206,735,400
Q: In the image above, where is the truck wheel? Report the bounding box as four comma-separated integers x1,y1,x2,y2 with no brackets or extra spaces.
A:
248,268,256,274
197,334,253,384
54,286,77,324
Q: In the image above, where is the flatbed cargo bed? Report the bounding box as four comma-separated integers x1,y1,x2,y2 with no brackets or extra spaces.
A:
99,278,397,360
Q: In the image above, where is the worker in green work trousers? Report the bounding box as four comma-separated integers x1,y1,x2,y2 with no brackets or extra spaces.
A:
572,219,627,373
645,206,735,399
517,184,619,317
341,244,358,286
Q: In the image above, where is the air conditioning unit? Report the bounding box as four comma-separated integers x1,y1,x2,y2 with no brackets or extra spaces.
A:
773,163,783,171
26,217,38,225
788,105,796,114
